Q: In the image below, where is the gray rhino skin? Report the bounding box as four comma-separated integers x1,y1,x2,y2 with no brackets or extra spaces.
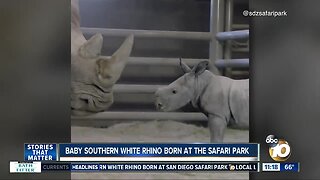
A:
155,61,249,142
71,0,134,116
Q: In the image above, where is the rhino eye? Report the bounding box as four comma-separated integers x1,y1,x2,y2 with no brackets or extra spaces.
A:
172,90,177,94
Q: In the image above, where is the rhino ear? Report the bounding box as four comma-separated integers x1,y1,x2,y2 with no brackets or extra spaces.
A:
192,61,209,76
79,33,103,58
180,58,191,73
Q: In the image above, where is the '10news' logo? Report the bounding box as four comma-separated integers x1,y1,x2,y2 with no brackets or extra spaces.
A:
266,135,291,161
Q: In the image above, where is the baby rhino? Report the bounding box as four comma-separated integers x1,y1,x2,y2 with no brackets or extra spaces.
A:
155,60,249,142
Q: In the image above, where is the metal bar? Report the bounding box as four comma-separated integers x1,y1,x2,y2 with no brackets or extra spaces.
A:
82,28,248,42
215,58,249,68
114,84,164,94
231,47,249,53
127,57,208,66
81,27,212,40
224,0,233,54
128,57,247,68
71,112,207,121
209,0,224,75
216,30,249,41
224,0,234,77
232,24,249,30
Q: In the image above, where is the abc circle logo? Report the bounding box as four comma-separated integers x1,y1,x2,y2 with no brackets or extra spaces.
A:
266,135,291,161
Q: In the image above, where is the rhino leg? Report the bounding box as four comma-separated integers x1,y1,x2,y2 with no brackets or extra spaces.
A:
208,114,227,143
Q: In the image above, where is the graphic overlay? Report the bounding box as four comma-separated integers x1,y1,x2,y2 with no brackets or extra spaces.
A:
58,143,259,162
10,143,261,173
11,142,302,173
266,135,291,161
262,135,299,172
10,162,41,173
262,162,300,172
39,162,259,172
24,144,57,161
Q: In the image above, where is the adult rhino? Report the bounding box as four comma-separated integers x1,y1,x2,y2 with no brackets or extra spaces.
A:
155,60,249,142
71,0,134,115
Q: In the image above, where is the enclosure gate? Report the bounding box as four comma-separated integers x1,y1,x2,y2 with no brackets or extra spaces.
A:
72,0,249,126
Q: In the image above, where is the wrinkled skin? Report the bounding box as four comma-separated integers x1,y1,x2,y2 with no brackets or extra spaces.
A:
155,61,249,142
71,0,134,115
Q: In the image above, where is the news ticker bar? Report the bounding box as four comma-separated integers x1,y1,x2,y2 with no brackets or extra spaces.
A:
10,162,260,173
24,143,259,162
10,161,301,173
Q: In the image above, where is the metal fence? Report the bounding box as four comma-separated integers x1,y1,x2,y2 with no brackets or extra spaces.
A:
72,0,249,125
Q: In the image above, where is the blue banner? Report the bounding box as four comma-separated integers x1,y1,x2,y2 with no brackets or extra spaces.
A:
24,144,57,161
280,163,299,172
59,143,259,157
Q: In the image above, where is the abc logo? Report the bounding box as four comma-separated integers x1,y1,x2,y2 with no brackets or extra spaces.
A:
266,135,291,161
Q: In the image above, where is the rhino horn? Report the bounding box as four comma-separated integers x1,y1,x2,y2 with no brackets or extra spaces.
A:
180,58,191,73
111,34,134,62
97,34,134,82
79,33,103,58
